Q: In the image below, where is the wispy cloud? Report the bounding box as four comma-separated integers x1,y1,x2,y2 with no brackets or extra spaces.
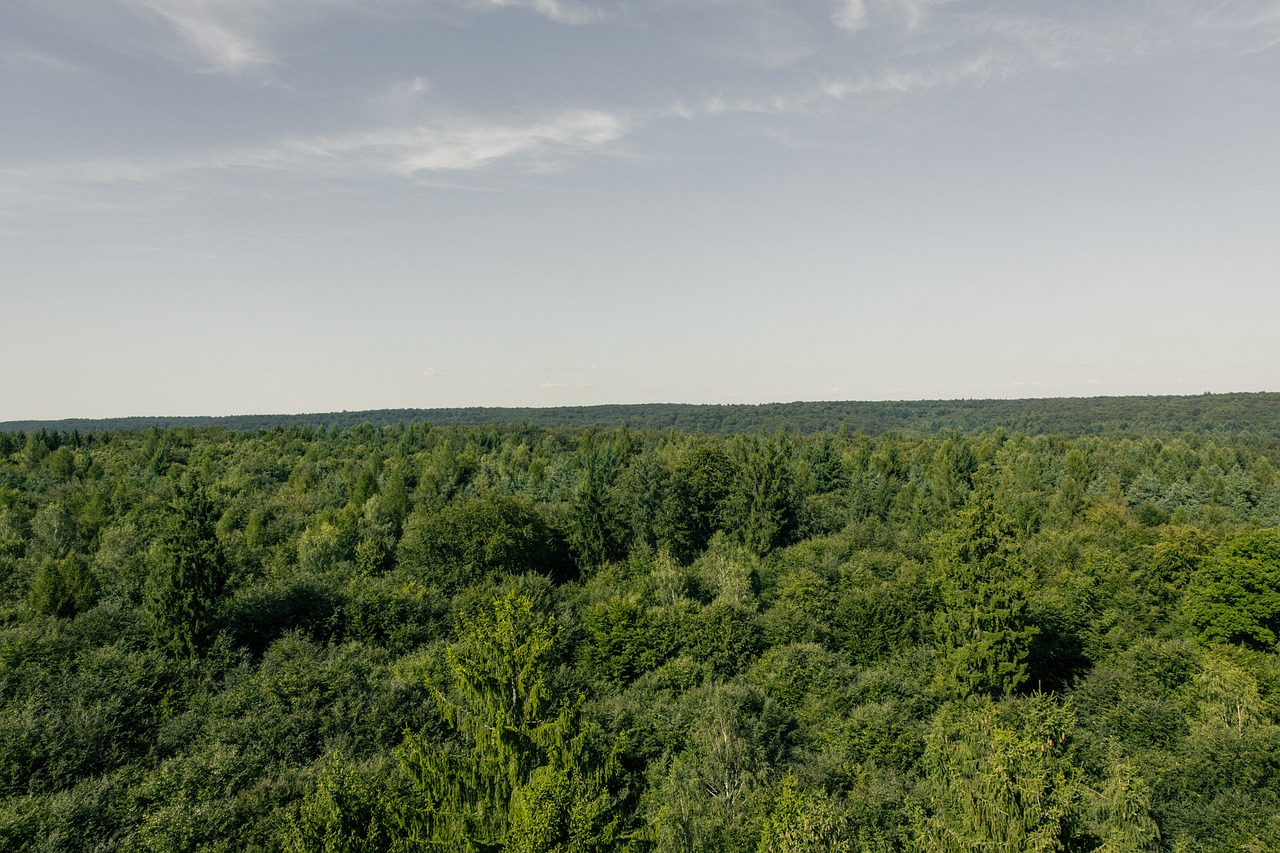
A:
124,0,282,74
887,0,956,32
122,0,605,79
375,77,432,110
820,50,1000,99
1,46,86,74
286,108,628,175
663,47,1000,125
422,367,446,380
481,0,599,25
894,3,1280,72
0,107,630,208
832,0,868,33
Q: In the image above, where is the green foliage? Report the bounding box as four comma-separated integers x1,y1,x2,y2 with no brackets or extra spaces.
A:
3,419,1280,851
658,443,733,564
684,601,765,677
145,479,228,658
931,484,1037,699
757,773,852,853
28,553,98,618
567,438,626,569
644,682,788,852
728,436,799,556
285,752,393,853
1184,528,1280,648
11,391,1280,437
398,591,623,851
1091,761,1159,853
397,494,567,591
911,693,1083,853
831,556,929,666
578,597,672,689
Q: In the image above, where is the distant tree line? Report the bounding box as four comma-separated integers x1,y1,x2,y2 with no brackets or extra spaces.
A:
3,390,1279,438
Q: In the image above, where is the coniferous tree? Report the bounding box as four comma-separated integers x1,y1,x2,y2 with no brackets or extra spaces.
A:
398,591,623,851
145,478,228,658
728,436,798,557
931,482,1036,699
912,694,1083,853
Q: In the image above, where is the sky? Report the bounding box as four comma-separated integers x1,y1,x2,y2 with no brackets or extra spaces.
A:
3,0,1279,419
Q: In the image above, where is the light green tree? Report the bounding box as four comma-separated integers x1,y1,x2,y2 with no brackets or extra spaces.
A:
398,591,622,852
1092,761,1159,853
286,752,393,853
757,773,853,853
1183,528,1280,648
911,694,1082,853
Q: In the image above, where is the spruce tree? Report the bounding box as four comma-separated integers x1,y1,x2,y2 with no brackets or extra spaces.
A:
931,481,1037,699
145,478,227,658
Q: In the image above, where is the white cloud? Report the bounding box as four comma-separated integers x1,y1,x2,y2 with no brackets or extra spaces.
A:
375,77,431,109
422,367,446,380
883,0,956,32
1,46,85,74
820,50,998,99
0,107,630,212
482,0,599,25
265,109,626,175
390,110,626,173
832,0,867,33
893,3,1280,73
124,0,282,74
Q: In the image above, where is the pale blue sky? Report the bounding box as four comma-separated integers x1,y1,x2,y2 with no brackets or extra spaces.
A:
3,0,1279,419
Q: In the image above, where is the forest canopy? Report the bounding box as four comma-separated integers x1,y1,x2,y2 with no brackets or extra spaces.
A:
2,406,1279,851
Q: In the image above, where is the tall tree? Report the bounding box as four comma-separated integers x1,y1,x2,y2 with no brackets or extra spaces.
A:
931,482,1036,699
727,436,798,557
399,591,622,851
658,443,733,564
145,478,228,658
912,694,1083,853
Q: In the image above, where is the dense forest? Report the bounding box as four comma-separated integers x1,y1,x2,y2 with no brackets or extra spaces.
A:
4,391,1280,437
2,416,1279,851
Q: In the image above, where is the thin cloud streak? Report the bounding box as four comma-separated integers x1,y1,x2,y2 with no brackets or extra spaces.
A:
1,108,630,199
118,0,604,77
124,0,283,74
481,0,600,25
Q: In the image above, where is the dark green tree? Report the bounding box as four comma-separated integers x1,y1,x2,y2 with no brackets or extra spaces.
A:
931,483,1036,699
568,439,625,569
658,443,733,564
727,436,798,557
397,494,567,590
145,479,228,658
